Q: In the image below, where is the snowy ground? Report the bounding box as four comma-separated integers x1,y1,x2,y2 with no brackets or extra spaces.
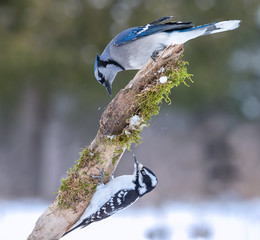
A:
1,200,260,240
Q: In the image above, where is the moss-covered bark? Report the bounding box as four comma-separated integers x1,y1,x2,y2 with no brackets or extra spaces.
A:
28,44,192,240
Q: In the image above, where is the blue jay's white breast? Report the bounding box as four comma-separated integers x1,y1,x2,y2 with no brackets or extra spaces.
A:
79,175,135,220
109,33,168,69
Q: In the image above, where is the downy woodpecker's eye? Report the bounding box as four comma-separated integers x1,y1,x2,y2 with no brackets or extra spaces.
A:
141,169,146,175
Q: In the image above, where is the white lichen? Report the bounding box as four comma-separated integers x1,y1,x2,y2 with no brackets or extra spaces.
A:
159,76,168,84
158,67,165,74
107,135,116,140
124,130,131,136
139,123,147,129
128,115,147,132
129,115,142,127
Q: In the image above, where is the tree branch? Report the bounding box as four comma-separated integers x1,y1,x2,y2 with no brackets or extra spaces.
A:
28,44,188,240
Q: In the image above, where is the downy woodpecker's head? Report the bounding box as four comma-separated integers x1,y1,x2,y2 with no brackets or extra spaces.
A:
133,156,158,196
94,54,125,96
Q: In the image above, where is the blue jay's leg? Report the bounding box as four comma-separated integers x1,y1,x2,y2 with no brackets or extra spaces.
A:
151,45,167,62
91,168,104,185
151,50,160,62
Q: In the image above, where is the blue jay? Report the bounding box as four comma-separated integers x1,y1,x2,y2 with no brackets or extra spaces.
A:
94,16,240,95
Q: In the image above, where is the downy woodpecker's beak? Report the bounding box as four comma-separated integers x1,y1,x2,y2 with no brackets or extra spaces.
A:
105,81,112,96
134,155,143,171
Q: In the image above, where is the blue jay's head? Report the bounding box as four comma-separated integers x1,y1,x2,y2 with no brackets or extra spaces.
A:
94,54,125,96
94,54,112,96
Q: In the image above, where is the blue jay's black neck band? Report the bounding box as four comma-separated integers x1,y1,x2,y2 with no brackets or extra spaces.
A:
98,58,125,71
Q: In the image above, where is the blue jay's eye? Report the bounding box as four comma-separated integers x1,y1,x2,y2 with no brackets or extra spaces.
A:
98,71,103,79
97,70,106,85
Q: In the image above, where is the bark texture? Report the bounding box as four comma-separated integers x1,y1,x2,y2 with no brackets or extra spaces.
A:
27,44,184,240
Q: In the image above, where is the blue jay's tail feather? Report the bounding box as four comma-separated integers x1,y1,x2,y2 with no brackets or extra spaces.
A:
168,20,241,44
195,20,241,36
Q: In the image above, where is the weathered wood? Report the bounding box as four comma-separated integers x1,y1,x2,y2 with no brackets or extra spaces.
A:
27,44,184,240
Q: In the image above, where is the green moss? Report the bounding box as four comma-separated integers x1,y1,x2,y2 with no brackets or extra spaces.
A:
56,58,192,210
57,174,94,209
110,59,192,151
74,148,91,170
112,148,124,165
137,59,193,121
57,147,100,209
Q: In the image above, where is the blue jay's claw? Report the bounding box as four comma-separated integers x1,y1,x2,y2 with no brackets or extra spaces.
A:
151,50,159,62
105,81,112,96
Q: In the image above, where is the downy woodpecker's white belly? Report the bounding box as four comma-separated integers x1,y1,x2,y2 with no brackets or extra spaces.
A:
79,175,135,219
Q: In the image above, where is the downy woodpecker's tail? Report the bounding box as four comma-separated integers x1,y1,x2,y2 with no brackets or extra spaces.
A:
168,20,241,44
62,219,91,238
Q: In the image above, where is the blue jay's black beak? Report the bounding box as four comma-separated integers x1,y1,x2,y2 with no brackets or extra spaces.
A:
105,81,112,96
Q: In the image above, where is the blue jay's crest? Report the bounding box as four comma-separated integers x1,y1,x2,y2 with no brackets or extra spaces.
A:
113,16,194,46
94,53,125,95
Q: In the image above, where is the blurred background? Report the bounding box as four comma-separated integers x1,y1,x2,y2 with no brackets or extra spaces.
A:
0,0,260,239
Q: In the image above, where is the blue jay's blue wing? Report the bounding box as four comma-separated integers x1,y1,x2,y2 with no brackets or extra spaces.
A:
113,16,194,46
